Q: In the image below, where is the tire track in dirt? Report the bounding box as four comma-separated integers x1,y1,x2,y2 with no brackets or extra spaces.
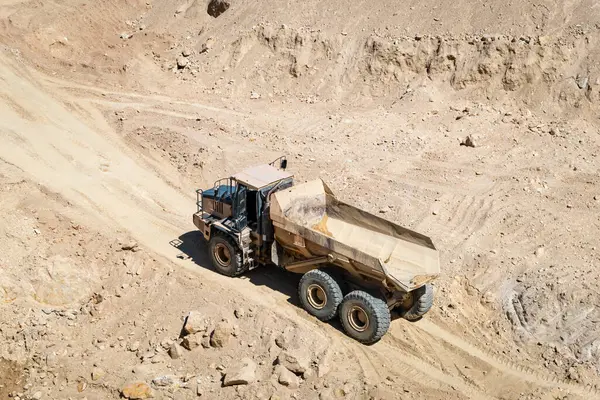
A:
366,338,497,399
414,319,599,397
39,76,249,117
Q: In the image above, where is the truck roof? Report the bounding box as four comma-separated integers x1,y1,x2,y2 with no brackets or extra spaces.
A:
232,164,293,190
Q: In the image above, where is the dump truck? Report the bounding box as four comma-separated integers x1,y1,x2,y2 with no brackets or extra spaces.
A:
193,157,440,344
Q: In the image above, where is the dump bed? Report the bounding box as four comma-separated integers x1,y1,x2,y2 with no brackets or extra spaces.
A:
270,179,440,291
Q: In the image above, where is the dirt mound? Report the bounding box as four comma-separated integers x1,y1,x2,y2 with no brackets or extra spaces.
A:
159,24,600,110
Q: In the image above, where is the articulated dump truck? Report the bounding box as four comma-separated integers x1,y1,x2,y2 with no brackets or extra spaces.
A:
193,157,440,344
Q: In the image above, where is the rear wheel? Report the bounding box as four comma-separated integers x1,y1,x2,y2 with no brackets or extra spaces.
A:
298,269,343,321
208,234,246,277
402,284,434,321
339,290,390,344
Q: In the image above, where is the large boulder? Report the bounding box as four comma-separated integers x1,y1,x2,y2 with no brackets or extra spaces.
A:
276,351,310,375
210,321,233,348
223,358,257,386
169,342,183,359
182,311,207,335
207,0,230,18
182,333,202,350
275,365,300,389
121,382,154,399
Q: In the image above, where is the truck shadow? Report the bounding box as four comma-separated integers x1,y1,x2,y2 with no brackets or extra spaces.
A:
173,230,346,333
173,230,300,304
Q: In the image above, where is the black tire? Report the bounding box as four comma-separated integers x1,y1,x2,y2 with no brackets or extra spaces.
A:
298,269,343,321
208,234,247,277
339,290,390,344
402,284,434,322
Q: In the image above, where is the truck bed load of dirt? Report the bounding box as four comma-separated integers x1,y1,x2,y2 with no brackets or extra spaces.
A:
270,179,440,290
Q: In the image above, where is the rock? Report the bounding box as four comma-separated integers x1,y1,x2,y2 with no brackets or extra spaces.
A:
122,382,154,399
576,75,589,90
177,57,189,69
183,311,207,335
120,33,131,40
32,392,42,400
567,366,580,381
45,353,58,368
250,91,261,99
77,380,87,392
207,0,230,18
138,24,146,31
276,365,300,389
481,291,495,304
91,367,105,381
201,334,211,348
549,127,559,136
234,308,244,319
534,247,545,257
317,349,332,378
152,375,174,387
182,49,192,57
274,334,287,349
210,322,232,348
538,35,550,45
169,342,183,359
223,358,257,386
276,351,309,375
302,368,314,380
319,389,335,400
121,241,138,251
199,42,210,53
128,341,140,352
160,338,173,349
182,333,202,350
460,135,476,148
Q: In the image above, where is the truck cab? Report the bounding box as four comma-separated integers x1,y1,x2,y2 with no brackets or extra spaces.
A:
193,157,293,269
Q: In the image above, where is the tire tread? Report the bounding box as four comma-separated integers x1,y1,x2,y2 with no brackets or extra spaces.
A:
403,284,434,321
209,233,247,277
298,269,343,321
340,290,390,344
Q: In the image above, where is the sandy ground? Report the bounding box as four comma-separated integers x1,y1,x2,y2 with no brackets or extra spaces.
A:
1,0,600,399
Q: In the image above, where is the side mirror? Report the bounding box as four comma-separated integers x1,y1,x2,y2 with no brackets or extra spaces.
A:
280,159,288,170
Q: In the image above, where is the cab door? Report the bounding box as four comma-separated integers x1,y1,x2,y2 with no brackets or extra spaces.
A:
233,183,248,231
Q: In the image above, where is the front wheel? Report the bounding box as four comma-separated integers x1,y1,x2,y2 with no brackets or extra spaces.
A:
339,291,390,344
208,235,246,277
